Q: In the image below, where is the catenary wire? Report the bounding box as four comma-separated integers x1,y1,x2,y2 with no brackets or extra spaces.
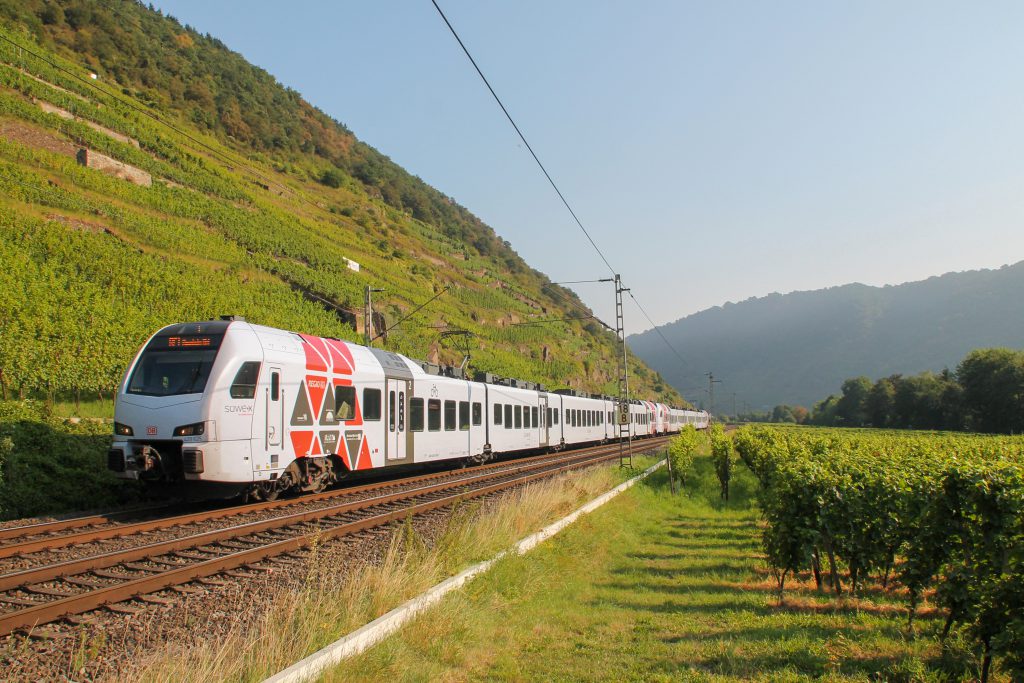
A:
430,0,616,277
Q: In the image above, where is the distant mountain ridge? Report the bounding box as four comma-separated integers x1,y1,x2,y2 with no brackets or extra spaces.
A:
628,262,1024,409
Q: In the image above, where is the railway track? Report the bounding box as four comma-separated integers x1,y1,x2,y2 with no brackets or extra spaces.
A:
0,444,646,561
0,438,668,636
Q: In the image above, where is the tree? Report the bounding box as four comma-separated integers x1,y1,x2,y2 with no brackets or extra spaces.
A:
771,404,796,423
866,375,898,428
957,348,1024,434
835,376,872,426
810,395,840,425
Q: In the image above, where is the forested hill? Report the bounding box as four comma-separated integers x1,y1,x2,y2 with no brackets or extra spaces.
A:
628,262,1024,410
0,0,680,405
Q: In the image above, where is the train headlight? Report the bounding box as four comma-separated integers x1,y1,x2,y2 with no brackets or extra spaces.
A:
173,422,206,437
114,422,134,437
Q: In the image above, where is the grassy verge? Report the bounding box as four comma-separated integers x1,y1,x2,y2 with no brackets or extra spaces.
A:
0,400,133,519
320,450,991,682
133,457,657,682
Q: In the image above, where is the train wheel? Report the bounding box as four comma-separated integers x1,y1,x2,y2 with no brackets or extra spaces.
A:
251,481,280,502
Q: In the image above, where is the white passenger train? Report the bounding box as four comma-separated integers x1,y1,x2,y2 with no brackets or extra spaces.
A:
109,319,709,499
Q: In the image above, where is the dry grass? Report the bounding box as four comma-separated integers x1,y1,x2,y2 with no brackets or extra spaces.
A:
131,462,633,683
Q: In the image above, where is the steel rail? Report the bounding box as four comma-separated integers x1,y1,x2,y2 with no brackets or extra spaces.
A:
0,439,667,636
0,440,667,557
0,504,186,542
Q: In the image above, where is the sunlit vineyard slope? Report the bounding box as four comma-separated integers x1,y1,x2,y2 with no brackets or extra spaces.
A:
0,0,682,407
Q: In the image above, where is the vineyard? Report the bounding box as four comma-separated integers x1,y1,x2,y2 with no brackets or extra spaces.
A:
0,13,682,405
733,426,1024,681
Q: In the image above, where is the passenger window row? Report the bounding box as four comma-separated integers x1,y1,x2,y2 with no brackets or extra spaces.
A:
405,398,482,432
491,403,542,430
565,408,605,428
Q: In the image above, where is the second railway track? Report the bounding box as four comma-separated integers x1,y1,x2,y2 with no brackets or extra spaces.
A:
0,438,667,636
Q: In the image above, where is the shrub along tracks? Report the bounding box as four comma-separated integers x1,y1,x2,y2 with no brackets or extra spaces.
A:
0,438,667,637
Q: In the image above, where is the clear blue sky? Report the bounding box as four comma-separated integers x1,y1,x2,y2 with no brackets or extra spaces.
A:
151,1,1024,334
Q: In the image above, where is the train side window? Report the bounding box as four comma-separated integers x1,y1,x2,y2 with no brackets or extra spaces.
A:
410,398,424,431
335,385,356,421
388,391,396,432
444,400,456,431
229,362,261,399
428,399,441,431
362,389,382,421
459,401,470,430
504,404,512,429
532,407,538,428
554,408,559,425
494,403,503,425
514,405,522,429
271,372,280,401
472,402,482,426
546,407,552,425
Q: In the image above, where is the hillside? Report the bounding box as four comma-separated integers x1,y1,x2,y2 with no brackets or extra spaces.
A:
628,262,1024,410
0,0,681,408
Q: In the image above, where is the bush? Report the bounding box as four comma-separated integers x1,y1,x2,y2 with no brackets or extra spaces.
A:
709,422,733,500
667,426,702,487
0,400,137,519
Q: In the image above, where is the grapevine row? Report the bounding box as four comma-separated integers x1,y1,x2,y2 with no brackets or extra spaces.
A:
733,426,1023,681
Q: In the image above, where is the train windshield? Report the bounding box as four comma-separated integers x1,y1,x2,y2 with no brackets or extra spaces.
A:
127,333,224,397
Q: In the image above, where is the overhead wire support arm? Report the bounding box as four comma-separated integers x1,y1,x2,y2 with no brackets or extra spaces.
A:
371,286,450,343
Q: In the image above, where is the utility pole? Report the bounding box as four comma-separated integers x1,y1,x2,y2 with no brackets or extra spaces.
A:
731,392,737,420
364,286,384,347
706,371,722,421
601,274,632,467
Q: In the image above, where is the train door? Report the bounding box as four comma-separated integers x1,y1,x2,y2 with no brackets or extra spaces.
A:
539,395,549,448
386,378,411,462
264,367,283,468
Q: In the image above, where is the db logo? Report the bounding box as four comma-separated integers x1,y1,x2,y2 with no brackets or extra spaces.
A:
146,426,158,436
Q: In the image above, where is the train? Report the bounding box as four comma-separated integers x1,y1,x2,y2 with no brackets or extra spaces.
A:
108,318,709,499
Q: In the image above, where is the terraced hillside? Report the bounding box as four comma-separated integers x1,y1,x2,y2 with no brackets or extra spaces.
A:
0,0,683,407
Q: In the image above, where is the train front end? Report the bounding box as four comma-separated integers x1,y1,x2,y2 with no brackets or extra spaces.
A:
108,319,260,498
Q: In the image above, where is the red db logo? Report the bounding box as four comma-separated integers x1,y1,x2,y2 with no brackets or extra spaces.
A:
146,426,158,436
